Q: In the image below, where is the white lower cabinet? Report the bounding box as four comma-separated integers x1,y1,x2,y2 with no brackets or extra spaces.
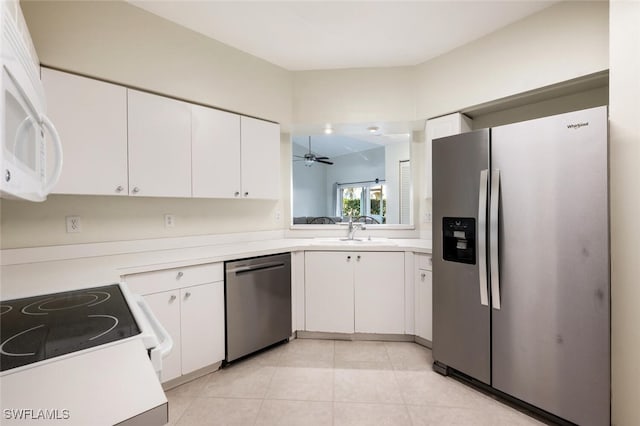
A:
305,251,354,333
179,282,225,375
144,290,182,382
415,254,433,342
354,252,405,334
305,251,405,335
125,263,225,384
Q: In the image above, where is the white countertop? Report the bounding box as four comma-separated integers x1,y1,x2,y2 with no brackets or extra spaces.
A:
1,236,431,300
117,237,432,275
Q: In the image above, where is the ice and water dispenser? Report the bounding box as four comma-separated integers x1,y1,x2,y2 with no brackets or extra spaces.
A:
442,217,476,264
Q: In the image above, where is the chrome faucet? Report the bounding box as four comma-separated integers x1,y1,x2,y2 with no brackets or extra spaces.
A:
346,216,366,240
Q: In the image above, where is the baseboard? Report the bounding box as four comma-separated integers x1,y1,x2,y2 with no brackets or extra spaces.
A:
414,335,432,348
296,331,415,342
161,361,222,391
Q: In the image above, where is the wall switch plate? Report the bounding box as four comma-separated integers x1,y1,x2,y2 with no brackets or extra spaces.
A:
66,216,82,233
164,214,175,228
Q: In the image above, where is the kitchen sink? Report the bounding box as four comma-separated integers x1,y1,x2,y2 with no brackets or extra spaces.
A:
310,237,397,246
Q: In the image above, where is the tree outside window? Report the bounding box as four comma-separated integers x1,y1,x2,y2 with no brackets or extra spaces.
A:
338,183,386,223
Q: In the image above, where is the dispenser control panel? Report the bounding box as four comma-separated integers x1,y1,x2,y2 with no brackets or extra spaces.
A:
442,217,476,264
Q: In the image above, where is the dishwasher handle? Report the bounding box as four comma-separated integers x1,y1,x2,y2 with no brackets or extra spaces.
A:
227,261,286,275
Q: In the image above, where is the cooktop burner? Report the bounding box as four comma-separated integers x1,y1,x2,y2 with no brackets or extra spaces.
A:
0,284,141,373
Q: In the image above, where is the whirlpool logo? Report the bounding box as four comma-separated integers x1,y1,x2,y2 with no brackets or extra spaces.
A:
567,122,589,129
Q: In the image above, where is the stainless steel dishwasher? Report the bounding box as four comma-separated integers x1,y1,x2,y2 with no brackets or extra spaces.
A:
224,253,291,362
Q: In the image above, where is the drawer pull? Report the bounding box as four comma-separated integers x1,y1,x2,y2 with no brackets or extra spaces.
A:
169,294,177,302
184,291,192,299
176,271,184,280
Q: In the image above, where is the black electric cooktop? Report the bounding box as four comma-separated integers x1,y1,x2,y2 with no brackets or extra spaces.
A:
0,284,141,373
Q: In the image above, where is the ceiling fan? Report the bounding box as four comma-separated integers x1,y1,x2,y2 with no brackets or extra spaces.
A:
293,136,333,166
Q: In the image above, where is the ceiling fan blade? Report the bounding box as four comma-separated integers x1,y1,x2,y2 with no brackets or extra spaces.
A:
316,159,334,165
315,156,330,160
293,155,306,159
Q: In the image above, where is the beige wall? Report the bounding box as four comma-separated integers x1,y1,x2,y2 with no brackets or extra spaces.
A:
1,1,292,249
610,1,640,424
415,1,609,120
2,0,611,249
293,66,416,125
21,1,292,127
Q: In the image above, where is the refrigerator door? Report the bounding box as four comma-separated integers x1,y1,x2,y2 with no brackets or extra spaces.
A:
491,106,609,426
432,129,491,384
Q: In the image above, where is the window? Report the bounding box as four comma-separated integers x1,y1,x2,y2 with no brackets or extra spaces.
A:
337,181,387,224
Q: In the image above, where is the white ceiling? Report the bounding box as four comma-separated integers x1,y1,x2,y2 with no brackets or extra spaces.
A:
128,0,556,71
292,133,409,158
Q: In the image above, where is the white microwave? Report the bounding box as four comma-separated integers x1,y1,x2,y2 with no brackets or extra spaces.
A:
1,1,62,202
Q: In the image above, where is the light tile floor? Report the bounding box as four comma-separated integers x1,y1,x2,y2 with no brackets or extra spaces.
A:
166,339,546,425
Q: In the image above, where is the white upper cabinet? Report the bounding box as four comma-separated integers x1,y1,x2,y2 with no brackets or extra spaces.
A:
191,105,241,198
424,113,472,198
192,109,280,199
42,70,279,199
240,116,280,199
42,68,128,195
127,90,192,198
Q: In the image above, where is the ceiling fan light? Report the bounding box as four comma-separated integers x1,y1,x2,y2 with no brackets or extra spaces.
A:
304,158,314,167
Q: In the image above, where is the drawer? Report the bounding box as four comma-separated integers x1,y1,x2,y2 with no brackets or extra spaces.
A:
125,262,223,295
416,254,432,271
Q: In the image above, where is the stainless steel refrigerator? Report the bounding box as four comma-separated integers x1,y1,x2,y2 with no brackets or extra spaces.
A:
432,106,609,426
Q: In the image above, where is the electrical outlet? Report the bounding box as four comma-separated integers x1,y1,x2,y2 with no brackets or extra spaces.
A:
425,212,433,223
275,210,281,221
66,216,82,233
164,214,175,228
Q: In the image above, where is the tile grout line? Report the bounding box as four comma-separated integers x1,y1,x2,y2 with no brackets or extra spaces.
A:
254,344,283,426
332,339,336,426
384,342,415,425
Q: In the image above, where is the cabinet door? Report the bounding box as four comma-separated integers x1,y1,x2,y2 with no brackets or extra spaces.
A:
305,251,354,333
354,252,405,334
415,269,433,342
192,105,241,198
42,68,128,195
144,290,181,383
128,90,192,197
240,116,280,199
424,113,472,198
180,282,225,375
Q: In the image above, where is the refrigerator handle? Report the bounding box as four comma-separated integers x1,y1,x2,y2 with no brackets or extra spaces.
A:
490,169,501,310
478,169,489,306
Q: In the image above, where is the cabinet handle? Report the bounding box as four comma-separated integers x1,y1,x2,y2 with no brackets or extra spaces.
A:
176,271,184,280
346,255,351,261
421,272,426,280
244,192,249,197
132,186,140,194
357,255,361,261
116,185,124,193
184,291,191,299
234,191,240,197
169,294,177,302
